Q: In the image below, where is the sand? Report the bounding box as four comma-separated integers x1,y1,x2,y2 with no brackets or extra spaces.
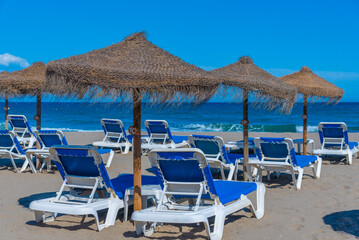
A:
0,131,358,240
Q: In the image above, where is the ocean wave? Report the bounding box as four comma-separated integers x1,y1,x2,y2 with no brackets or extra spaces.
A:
35,127,103,132
295,125,318,133
176,123,319,133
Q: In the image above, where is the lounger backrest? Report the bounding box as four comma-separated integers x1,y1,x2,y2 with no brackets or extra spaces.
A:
35,130,68,149
148,148,218,200
145,120,173,144
318,122,349,148
0,130,25,155
188,135,231,164
254,137,298,166
7,115,34,137
101,119,129,142
49,146,115,194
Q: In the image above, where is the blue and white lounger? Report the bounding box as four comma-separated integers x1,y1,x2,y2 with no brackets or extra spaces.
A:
25,130,114,171
313,122,358,165
189,135,256,180
141,120,188,152
29,145,160,231
0,130,36,173
247,137,322,190
132,148,265,240
7,115,36,148
93,118,132,155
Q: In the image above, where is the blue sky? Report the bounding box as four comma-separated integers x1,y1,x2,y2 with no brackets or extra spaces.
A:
0,0,358,102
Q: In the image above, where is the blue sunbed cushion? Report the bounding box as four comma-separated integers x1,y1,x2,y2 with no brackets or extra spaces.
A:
349,142,359,150
295,155,318,168
213,181,257,205
110,173,160,198
171,135,188,144
96,149,112,154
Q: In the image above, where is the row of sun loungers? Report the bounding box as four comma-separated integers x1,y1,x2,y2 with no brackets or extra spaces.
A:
0,115,358,239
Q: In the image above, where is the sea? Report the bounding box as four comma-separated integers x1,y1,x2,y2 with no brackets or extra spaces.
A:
0,102,358,133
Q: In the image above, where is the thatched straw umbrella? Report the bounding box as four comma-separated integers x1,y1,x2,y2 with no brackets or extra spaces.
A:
0,62,46,132
280,66,344,154
210,57,297,180
0,71,11,130
44,32,221,211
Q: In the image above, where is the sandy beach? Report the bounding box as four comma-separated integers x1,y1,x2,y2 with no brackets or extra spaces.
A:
0,131,358,240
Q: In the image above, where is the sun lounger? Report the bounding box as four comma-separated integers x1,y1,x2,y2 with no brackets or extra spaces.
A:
313,122,358,165
93,119,132,157
141,120,188,152
247,137,322,190
29,145,160,231
0,130,36,173
131,148,265,240
189,135,256,180
7,115,36,148
25,130,114,171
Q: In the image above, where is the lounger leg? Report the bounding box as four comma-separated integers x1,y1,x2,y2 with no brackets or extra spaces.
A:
211,207,226,240
346,151,353,165
34,211,44,223
103,198,122,228
20,159,29,173
295,168,303,190
227,165,235,181
234,161,238,181
249,182,265,219
124,189,130,222
9,155,19,173
312,157,322,179
246,164,253,182
106,150,115,168
256,168,263,182
290,168,298,190
123,143,130,154
266,171,271,181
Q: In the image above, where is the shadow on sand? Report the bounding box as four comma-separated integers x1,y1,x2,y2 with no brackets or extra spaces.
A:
323,210,359,237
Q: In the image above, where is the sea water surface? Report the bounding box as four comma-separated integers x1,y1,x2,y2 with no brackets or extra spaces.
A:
0,102,358,133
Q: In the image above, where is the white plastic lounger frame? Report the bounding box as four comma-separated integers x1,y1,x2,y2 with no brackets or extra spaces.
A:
141,120,188,152
313,122,358,165
24,130,68,172
188,135,237,180
93,119,130,158
247,137,322,190
7,115,36,148
132,148,265,240
29,146,124,231
0,130,36,173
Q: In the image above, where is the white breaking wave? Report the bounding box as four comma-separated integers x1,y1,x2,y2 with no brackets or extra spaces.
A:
296,125,318,133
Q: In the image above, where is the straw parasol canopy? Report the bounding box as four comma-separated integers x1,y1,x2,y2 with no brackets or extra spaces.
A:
210,56,297,113
209,56,297,181
0,62,46,96
279,66,344,155
45,31,222,212
0,62,46,131
45,32,221,103
0,71,11,94
279,66,344,103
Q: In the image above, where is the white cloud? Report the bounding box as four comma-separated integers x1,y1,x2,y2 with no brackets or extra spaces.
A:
266,68,359,81
0,53,30,68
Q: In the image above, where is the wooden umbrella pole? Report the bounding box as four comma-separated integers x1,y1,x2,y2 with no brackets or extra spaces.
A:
242,89,249,181
36,93,42,149
303,95,308,155
4,94,9,130
133,89,142,211
36,93,41,130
